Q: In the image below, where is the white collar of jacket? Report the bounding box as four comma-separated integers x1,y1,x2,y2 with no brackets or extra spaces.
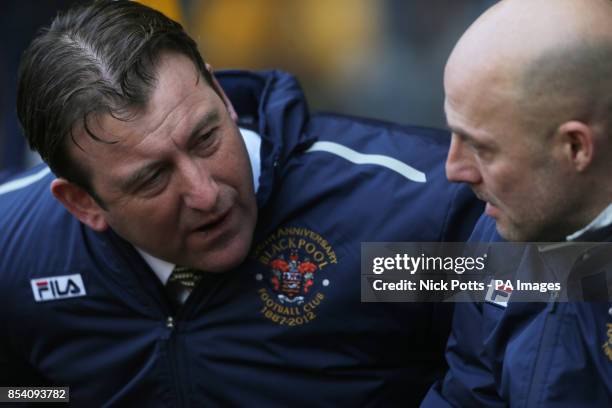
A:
137,127,261,284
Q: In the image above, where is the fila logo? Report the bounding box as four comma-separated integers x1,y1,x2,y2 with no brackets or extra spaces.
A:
30,274,86,302
485,279,512,308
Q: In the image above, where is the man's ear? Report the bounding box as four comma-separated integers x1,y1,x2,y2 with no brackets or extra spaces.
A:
50,178,108,231
206,63,238,122
556,121,595,172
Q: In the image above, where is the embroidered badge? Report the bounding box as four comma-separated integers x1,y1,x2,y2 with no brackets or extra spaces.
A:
31,274,86,302
602,323,612,362
251,226,337,326
485,278,512,308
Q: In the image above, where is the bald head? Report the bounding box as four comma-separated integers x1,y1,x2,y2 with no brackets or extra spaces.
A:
446,0,612,133
444,0,612,241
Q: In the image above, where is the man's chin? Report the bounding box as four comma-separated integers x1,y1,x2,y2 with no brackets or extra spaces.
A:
494,219,519,242
190,239,253,273
495,220,538,242
184,221,255,272
197,256,246,273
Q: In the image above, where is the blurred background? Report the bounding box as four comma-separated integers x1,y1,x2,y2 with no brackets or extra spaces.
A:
0,0,496,176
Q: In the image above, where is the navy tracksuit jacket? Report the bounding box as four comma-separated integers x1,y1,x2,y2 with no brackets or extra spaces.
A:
422,215,612,407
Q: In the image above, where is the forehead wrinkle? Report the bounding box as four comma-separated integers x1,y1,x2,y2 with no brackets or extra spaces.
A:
130,88,196,149
124,53,203,150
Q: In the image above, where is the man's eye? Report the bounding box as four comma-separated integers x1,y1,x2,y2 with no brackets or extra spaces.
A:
140,170,166,192
197,131,211,144
468,141,484,154
146,170,162,184
471,144,494,162
194,130,217,150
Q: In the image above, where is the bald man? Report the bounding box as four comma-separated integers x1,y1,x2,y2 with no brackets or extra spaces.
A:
422,0,612,406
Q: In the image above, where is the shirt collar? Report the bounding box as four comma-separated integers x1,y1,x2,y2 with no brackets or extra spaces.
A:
136,247,174,284
567,202,612,241
137,127,261,283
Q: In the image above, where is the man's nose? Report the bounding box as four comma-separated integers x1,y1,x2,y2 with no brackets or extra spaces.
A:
180,160,220,211
445,134,482,184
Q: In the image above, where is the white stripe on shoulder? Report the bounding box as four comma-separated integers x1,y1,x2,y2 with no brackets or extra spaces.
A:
305,141,426,183
0,167,51,196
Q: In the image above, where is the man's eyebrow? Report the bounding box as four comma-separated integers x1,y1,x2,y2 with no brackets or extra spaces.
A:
446,124,475,141
120,162,164,191
187,110,220,145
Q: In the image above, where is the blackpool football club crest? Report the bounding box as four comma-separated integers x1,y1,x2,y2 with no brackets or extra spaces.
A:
269,251,317,305
251,226,338,326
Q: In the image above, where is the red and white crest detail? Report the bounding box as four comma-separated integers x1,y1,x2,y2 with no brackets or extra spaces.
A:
269,251,318,305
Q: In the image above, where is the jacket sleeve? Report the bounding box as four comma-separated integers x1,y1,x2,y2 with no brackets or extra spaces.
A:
420,302,506,407
439,183,484,242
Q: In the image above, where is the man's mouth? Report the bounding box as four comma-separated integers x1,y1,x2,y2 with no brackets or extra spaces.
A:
472,189,501,218
194,206,233,233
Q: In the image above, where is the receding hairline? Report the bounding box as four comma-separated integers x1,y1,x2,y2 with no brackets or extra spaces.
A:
67,51,211,169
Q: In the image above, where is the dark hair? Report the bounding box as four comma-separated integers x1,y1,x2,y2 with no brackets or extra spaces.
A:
17,0,213,204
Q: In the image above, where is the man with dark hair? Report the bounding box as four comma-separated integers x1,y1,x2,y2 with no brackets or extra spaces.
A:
422,0,612,406
0,1,482,405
